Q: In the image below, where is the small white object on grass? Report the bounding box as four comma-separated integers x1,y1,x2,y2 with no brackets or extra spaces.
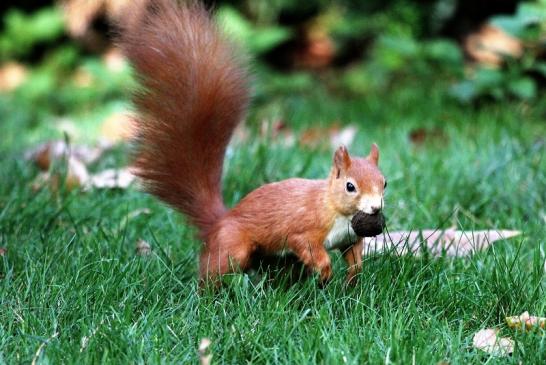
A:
135,239,152,256
472,328,513,356
199,338,212,365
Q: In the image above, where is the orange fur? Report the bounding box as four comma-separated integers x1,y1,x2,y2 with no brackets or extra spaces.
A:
119,0,386,285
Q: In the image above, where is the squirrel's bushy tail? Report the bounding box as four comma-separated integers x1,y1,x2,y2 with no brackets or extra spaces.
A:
118,0,249,238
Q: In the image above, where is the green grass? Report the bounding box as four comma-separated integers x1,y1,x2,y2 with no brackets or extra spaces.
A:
1,71,546,364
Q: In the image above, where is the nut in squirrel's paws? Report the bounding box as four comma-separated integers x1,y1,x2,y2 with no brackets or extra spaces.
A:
351,210,385,237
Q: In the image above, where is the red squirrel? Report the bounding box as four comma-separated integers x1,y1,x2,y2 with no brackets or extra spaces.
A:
119,0,386,284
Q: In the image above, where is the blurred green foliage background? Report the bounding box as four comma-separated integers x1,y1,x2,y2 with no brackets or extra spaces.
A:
1,0,546,156
1,0,546,136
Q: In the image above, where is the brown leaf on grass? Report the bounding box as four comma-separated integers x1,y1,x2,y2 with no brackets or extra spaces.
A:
26,140,111,171
363,229,521,257
0,62,27,92
100,112,136,143
0,247,6,256
198,338,212,365
27,140,134,191
473,328,513,356
506,311,546,331
464,24,523,67
65,156,91,190
32,156,91,192
135,239,151,256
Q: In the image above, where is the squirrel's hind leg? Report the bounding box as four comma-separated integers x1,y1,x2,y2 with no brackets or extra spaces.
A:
199,228,254,285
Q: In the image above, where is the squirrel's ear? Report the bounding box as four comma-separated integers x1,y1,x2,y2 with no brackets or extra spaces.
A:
368,143,379,165
333,145,351,178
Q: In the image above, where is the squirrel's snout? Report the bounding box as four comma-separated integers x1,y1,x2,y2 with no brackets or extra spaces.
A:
357,194,384,216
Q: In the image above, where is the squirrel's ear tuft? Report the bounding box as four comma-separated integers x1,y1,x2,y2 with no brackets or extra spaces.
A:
333,145,351,178
368,143,379,165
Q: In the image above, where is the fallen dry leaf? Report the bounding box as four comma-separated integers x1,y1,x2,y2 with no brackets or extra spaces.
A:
464,24,523,67
0,247,6,256
363,229,521,257
0,62,28,92
87,168,135,190
65,156,91,190
198,338,212,365
506,311,546,331
27,140,134,191
135,239,151,256
473,328,513,356
32,156,91,192
26,140,111,171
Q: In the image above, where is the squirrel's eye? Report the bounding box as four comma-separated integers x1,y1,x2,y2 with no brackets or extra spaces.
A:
384,180,388,189
346,182,356,193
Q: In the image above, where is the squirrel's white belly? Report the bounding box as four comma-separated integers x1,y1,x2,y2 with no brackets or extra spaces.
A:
324,215,357,250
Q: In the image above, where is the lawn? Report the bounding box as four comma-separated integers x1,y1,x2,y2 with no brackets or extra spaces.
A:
1,68,545,364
